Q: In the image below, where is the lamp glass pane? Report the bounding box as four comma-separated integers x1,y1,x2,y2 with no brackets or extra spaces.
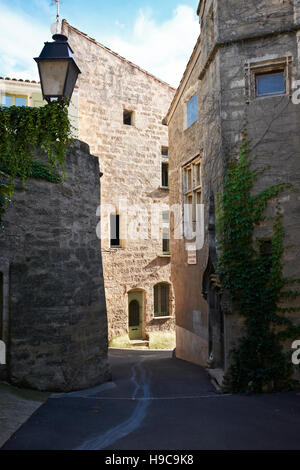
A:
39,60,69,96
64,61,79,100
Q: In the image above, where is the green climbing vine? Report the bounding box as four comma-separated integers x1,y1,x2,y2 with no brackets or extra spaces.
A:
0,101,72,221
217,137,300,393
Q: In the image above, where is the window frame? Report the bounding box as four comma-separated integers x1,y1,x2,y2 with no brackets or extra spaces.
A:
186,93,198,128
1,94,28,107
255,70,286,97
123,109,134,126
161,162,169,189
154,283,171,318
182,156,202,239
245,57,292,102
161,211,170,256
160,147,169,189
110,213,122,248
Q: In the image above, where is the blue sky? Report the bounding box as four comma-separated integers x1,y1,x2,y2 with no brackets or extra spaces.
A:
0,0,199,87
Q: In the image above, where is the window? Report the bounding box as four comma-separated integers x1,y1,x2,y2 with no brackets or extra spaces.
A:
123,110,134,126
161,147,168,158
183,157,202,237
245,57,292,102
110,214,121,247
187,93,198,128
161,162,169,188
161,147,169,189
161,211,170,255
256,71,285,97
1,94,27,107
154,283,170,317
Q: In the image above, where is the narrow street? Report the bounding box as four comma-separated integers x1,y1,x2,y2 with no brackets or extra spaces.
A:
2,350,300,450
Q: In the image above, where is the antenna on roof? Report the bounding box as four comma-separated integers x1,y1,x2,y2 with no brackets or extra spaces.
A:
50,0,62,36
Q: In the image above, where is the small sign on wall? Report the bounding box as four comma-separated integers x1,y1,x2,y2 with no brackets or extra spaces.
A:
186,244,197,265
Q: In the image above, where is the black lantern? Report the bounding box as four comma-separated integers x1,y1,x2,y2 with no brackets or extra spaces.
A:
34,34,81,104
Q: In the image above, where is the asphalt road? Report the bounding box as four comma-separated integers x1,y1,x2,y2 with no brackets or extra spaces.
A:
2,349,300,450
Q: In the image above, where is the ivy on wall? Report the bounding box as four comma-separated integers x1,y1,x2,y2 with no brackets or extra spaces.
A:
217,137,300,393
0,101,72,221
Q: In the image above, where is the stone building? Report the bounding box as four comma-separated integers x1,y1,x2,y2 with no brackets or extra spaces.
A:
0,140,110,392
61,21,176,342
165,0,300,379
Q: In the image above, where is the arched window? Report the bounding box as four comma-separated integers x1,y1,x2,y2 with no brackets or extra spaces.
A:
154,283,170,317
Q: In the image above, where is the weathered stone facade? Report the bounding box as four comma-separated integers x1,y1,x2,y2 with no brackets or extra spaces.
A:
62,21,176,341
167,0,300,374
0,140,110,392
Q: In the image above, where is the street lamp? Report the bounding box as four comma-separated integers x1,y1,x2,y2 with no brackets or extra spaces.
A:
34,34,81,104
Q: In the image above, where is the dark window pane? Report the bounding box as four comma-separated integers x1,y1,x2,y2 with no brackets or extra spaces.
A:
160,284,169,315
154,286,159,315
16,97,27,107
162,147,168,157
154,284,170,317
123,110,133,125
256,72,285,96
162,238,170,254
110,214,120,247
187,93,198,127
162,163,169,188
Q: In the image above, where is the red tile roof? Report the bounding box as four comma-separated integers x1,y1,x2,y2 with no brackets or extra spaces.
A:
0,77,38,83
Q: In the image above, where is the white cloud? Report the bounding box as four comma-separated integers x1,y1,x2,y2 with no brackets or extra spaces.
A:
103,6,199,87
0,3,199,87
0,2,50,80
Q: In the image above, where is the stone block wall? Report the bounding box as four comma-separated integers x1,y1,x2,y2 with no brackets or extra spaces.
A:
168,0,300,372
0,140,111,392
62,21,176,340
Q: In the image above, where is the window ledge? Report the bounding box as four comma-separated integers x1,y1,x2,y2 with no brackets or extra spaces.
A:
103,247,125,252
153,316,173,320
255,92,286,100
158,254,171,258
159,186,169,190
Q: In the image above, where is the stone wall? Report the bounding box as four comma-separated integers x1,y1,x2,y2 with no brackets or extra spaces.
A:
62,21,176,340
168,40,209,366
168,0,300,372
0,140,111,392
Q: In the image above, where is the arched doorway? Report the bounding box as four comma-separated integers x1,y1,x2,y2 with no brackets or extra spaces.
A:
128,291,143,340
